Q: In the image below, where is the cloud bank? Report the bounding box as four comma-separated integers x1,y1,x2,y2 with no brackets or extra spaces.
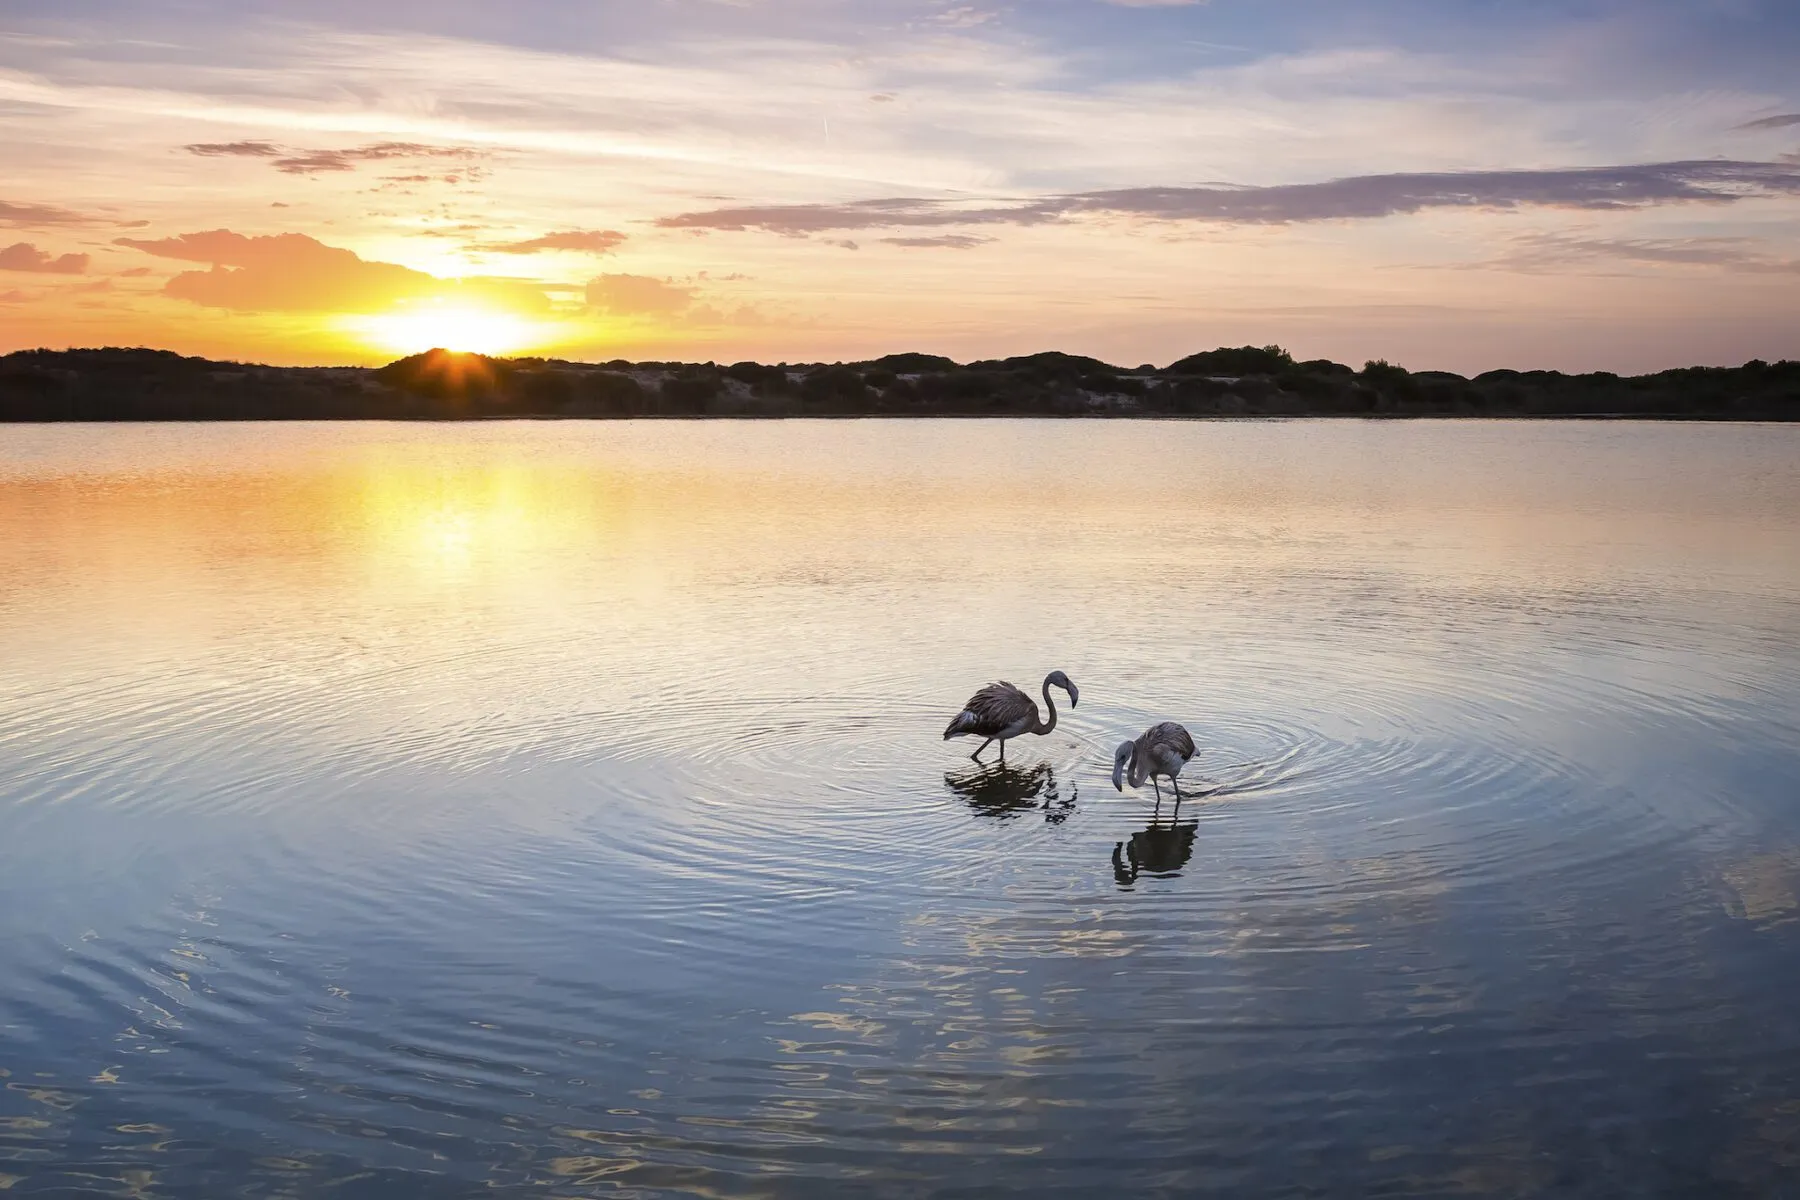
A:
115,230,545,313
0,243,89,274
585,274,695,317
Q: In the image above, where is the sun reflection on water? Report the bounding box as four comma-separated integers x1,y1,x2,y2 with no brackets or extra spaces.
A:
350,460,600,576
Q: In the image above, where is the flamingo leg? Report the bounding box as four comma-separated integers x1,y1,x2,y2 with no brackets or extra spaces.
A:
1172,777,1183,819
998,740,1007,764
971,737,993,762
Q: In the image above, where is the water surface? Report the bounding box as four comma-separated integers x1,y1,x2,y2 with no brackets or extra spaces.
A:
3,419,1799,1196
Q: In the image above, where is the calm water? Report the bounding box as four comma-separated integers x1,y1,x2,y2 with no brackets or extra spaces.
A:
3,419,1799,1197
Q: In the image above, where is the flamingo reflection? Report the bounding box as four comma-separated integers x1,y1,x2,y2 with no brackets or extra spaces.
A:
1112,818,1198,886
943,761,1077,824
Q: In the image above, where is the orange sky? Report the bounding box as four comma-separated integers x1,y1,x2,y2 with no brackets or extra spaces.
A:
2,1,1798,372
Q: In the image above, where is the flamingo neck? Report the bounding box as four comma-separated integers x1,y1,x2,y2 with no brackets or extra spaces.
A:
1036,676,1059,736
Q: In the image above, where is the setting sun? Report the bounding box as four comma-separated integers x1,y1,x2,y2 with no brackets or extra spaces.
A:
355,303,538,358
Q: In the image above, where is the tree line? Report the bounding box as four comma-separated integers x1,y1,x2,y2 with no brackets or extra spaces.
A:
2,344,1795,422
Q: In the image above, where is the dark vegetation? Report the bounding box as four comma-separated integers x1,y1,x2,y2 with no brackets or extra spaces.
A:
2,345,1796,422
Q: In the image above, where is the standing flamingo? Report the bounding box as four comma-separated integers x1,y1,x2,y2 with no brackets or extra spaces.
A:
1112,721,1197,813
943,671,1078,762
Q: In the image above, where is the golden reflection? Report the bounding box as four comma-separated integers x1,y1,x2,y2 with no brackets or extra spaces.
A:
353,460,604,575
1717,852,1800,928
788,1012,888,1039
547,1155,641,1182
6,1084,80,1112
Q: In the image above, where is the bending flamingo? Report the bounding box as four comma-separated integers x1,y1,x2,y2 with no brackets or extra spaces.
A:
1112,721,1197,812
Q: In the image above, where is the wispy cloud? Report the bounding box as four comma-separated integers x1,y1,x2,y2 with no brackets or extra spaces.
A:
879,234,993,249
184,139,488,176
479,229,627,255
1735,113,1800,131
661,197,1050,235
660,159,1800,234
0,199,96,229
273,142,487,176
185,141,283,158
1492,232,1800,274
0,242,89,274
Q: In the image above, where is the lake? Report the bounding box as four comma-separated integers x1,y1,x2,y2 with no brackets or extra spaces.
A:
2,419,1799,1197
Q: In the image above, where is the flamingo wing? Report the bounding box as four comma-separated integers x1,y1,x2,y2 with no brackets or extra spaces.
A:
1134,722,1195,773
944,681,1038,739
1151,722,1196,763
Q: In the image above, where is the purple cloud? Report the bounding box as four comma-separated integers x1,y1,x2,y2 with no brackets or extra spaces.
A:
659,159,1800,235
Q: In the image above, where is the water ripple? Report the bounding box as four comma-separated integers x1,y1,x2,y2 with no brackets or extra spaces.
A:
4,420,1800,1194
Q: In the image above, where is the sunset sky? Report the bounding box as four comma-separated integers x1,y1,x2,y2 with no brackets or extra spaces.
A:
2,0,1797,372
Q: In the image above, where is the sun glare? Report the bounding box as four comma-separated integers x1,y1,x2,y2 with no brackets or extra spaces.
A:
356,304,538,357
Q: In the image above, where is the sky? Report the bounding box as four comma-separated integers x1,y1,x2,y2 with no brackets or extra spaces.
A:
1,0,1798,373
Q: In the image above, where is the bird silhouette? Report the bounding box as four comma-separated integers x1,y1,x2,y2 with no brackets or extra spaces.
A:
943,671,1077,762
